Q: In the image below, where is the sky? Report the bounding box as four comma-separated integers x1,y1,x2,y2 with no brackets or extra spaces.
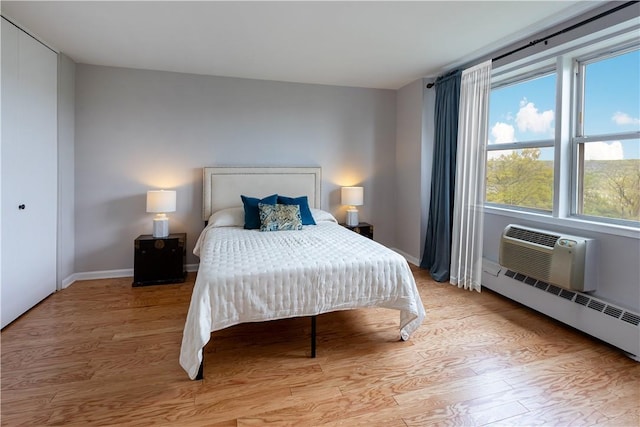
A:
488,48,640,161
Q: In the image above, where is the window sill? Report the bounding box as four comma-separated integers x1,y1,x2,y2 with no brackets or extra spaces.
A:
484,205,640,239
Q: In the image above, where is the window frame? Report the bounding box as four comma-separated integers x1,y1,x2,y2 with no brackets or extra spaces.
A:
571,42,640,226
485,31,640,232
486,66,557,213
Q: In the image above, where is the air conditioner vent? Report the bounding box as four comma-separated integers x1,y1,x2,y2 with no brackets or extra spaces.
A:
505,270,516,279
505,226,559,248
575,294,590,306
604,306,623,319
559,289,576,300
524,277,537,286
622,312,640,326
588,299,606,312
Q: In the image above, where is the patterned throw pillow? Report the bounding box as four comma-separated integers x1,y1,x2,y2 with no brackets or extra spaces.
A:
258,203,303,231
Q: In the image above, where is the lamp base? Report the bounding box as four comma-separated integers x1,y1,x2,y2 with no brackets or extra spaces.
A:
153,215,169,238
345,208,359,227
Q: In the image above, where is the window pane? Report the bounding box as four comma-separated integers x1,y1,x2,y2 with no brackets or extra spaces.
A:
489,73,556,144
486,147,554,211
580,139,640,222
583,49,640,136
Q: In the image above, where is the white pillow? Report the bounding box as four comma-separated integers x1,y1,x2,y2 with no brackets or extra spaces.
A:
310,208,338,223
208,207,245,227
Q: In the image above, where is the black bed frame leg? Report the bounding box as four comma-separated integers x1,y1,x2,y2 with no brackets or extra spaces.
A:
311,315,317,358
195,360,204,380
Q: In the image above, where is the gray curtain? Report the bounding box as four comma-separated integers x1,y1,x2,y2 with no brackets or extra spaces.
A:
420,70,462,282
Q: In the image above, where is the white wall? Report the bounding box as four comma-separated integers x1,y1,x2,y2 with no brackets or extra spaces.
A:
395,79,423,263
394,78,435,264
57,53,75,287
74,64,397,273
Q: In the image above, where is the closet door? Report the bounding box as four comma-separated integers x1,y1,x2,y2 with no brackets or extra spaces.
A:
1,18,58,328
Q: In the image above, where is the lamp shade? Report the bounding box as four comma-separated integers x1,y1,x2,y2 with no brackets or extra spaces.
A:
341,187,364,206
146,190,176,213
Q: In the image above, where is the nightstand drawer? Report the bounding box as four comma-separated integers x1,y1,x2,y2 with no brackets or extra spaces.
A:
133,233,186,286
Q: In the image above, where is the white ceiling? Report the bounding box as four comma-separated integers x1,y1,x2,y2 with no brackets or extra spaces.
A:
1,1,603,90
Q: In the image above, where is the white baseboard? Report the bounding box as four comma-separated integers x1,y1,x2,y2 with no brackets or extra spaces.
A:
74,268,133,282
61,274,79,289
391,248,420,266
62,263,200,288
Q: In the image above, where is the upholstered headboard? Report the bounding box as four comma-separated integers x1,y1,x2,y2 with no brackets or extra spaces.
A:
202,167,322,221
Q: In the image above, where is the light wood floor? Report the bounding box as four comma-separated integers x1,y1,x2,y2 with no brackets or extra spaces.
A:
1,267,638,426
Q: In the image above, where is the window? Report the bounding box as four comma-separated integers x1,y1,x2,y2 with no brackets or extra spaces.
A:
575,48,640,223
486,35,640,228
486,72,556,211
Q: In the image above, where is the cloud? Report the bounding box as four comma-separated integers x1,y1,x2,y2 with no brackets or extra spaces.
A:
516,99,554,134
488,122,515,159
584,141,624,161
490,122,515,144
612,112,640,126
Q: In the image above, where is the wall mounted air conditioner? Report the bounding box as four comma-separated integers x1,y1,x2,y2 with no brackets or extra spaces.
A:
499,224,596,292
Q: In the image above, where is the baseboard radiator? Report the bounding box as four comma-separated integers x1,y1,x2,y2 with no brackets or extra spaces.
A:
482,258,640,361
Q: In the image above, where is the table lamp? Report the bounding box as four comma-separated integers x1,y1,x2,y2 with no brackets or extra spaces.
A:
147,190,176,238
341,186,363,227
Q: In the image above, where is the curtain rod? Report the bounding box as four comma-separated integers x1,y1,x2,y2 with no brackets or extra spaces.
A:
492,1,637,62
426,1,638,89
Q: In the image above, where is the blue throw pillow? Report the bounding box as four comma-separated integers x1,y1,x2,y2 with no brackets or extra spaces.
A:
277,195,316,225
241,194,278,229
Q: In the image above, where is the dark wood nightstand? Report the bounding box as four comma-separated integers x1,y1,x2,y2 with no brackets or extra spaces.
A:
133,233,186,286
340,222,373,240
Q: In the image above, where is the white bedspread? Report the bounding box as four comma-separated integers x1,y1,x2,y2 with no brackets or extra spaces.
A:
180,221,425,379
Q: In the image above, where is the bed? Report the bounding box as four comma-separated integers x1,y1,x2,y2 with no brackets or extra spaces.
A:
180,167,425,380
